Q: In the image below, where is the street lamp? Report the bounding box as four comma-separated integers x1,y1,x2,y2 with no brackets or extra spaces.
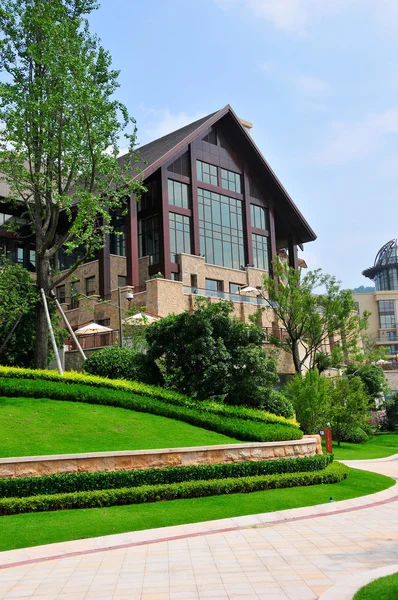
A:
118,286,134,347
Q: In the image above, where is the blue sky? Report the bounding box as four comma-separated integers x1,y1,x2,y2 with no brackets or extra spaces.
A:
90,0,398,289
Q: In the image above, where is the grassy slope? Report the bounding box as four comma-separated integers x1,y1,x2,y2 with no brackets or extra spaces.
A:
331,434,398,460
0,468,392,552
354,573,398,600
0,397,238,457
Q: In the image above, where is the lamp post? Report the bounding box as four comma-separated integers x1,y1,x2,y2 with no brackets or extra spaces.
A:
118,286,134,347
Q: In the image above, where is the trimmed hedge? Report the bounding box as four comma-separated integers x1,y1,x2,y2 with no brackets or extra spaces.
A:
0,378,302,442
0,462,348,516
0,366,299,429
0,454,333,499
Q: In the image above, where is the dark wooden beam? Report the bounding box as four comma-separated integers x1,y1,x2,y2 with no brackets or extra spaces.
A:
242,163,253,267
160,165,172,279
98,231,111,298
126,194,140,289
189,142,200,257
288,234,298,269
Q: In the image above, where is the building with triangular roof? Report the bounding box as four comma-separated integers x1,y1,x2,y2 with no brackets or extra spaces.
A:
0,105,317,373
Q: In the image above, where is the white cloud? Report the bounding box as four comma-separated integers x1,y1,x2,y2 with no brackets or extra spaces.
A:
316,108,398,164
211,0,348,35
140,108,207,144
291,75,329,94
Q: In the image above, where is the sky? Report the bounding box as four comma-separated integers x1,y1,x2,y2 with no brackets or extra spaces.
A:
89,0,398,289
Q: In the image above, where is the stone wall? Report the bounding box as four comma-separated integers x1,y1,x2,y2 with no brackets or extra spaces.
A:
0,438,321,478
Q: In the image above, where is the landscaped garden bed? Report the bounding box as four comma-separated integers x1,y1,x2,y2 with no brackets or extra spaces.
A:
0,371,302,446
0,467,393,552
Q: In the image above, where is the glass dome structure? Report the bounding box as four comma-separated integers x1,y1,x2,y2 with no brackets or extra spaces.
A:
363,239,398,290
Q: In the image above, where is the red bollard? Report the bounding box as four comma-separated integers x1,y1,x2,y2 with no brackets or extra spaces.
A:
325,427,333,454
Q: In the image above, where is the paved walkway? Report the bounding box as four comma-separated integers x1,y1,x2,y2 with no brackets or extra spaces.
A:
1,457,398,600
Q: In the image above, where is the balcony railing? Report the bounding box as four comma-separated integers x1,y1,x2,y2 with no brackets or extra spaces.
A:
376,336,398,343
66,330,119,351
263,327,288,342
183,286,268,305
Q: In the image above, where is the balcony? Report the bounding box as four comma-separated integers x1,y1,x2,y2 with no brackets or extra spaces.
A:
376,336,398,343
263,327,288,342
66,330,119,351
183,286,268,305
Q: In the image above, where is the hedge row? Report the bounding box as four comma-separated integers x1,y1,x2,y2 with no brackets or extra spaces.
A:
0,366,298,428
0,462,348,516
0,455,333,499
0,378,302,442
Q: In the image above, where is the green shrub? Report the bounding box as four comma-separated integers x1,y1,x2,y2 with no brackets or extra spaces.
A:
361,423,374,436
343,427,369,444
0,454,332,499
260,389,294,419
83,346,162,385
0,462,348,516
284,369,332,435
0,378,303,442
383,393,398,432
0,366,299,429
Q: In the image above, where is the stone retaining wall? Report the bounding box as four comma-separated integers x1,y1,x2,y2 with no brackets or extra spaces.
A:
0,436,322,479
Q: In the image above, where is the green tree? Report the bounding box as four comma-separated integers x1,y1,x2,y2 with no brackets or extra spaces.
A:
0,259,66,366
262,259,369,374
345,364,389,406
329,376,369,446
0,0,144,368
146,299,278,402
0,259,38,362
283,368,332,434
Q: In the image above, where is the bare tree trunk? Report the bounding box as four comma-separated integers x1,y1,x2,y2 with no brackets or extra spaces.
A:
292,340,302,374
34,255,52,369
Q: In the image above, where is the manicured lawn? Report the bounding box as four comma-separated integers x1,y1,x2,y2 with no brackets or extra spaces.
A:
354,573,398,599
330,434,398,460
0,467,392,552
0,396,238,457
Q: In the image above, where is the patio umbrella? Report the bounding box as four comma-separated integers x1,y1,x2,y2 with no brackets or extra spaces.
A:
238,286,261,296
122,313,160,325
74,323,113,335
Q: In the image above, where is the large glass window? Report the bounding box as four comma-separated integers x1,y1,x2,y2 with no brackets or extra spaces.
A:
138,179,158,212
198,188,245,270
378,300,396,328
206,278,223,298
56,285,66,304
57,246,85,271
85,276,96,296
168,180,190,209
118,275,127,288
375,267,398,291
110,212,126,256
169,212,192,262
252,233,270,271
221,168,241,193
197,160,218,186
250,204,269,231
138,215,159,265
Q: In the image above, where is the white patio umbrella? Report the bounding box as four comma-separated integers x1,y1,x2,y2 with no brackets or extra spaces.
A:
122,313,160,325
74,323,113,335
238,285,261,296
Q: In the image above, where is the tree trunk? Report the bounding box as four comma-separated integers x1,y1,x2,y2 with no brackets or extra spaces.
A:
34,255,52,369
292,340,302,374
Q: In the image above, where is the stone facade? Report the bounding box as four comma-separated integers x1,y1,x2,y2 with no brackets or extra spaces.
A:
61,251,298,373
0,437,321,479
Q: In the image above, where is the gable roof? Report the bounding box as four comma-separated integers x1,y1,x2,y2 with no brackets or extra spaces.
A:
130,105,316,244
132,112,217,172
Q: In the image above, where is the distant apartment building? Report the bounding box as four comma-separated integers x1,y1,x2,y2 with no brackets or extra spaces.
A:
354,239,398,362
0,105,317,373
